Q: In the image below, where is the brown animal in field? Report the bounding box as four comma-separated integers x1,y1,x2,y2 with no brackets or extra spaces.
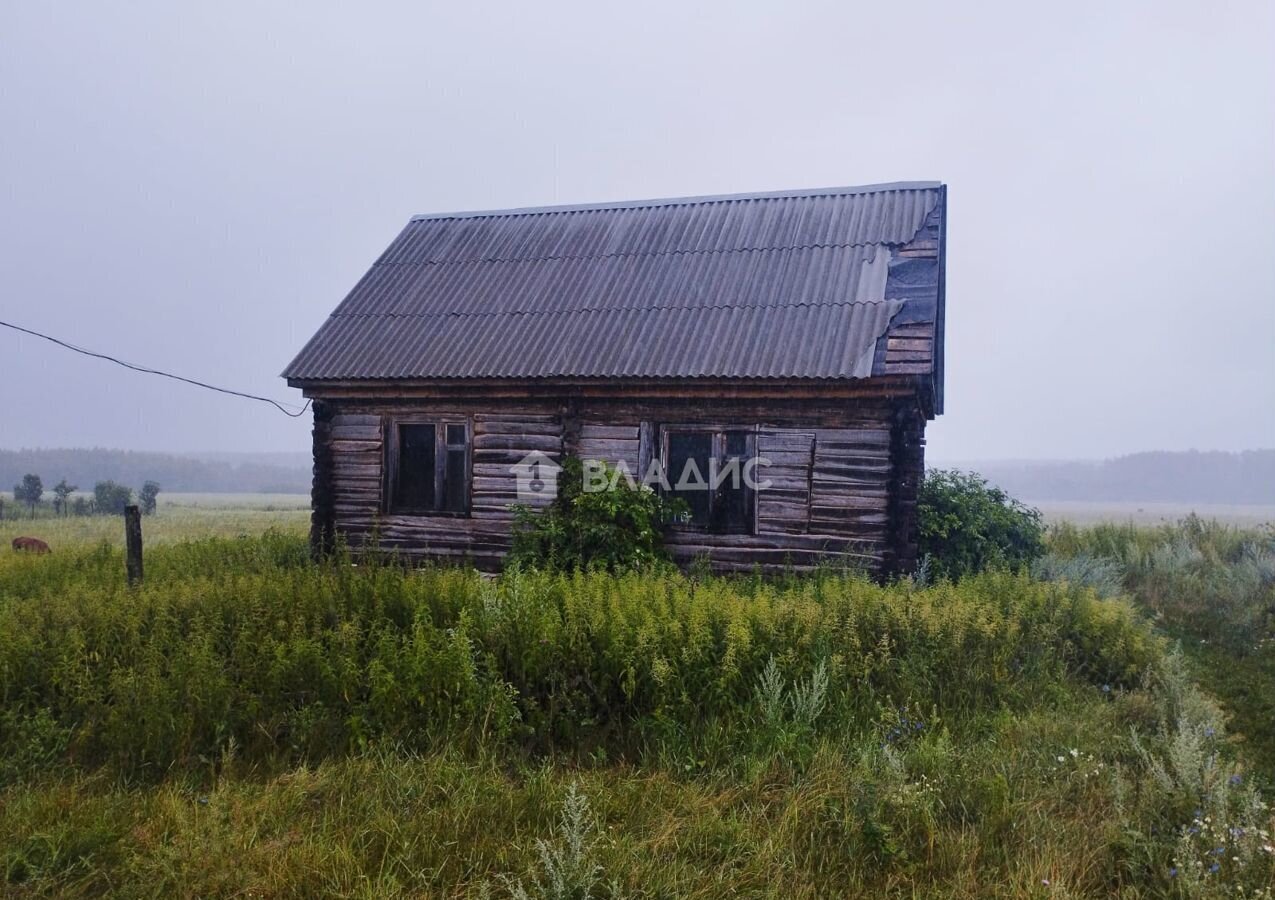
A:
11,536,51,554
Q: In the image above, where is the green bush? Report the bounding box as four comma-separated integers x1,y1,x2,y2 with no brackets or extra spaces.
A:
917,469,1044,580
92,480,133,515
508,457,685,572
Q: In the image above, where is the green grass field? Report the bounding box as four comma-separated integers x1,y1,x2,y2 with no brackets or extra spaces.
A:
1,504,1272,898
0,493,308,549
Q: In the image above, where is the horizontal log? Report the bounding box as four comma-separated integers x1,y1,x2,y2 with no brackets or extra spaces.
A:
354,517,514,535
331,463,380,479
810,497,892,512
474,412,559,424
472,463,525,479
815,431,891,445
472,500,549,514
474,448,561,465
666,546,877,566
579,424,639,440
330,439,382,453
886,350,932,363
757,472,809,489
887,338,932,352
332,471,381,485
756,522,811,536
331,414,382,427
331,424,382,441
756,475,808,492
474,426,562,441
758,501,811,522
576,436,639,453
757,430,815,444
756,450,813,466
472,434,562,452
813,459,891,475
333,484,381,499
474,476,532,492
663,531,882,551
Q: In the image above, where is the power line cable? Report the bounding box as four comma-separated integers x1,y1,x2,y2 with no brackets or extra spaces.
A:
0,318,311,418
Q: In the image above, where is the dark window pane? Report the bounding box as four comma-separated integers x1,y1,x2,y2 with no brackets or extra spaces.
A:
667,432,712,526
715,431,751,532
395,424,436,510
715,473,750,532
445,423,466,446
442,447,468,513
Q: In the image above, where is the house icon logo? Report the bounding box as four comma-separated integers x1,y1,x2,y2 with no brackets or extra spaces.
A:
510,450,561,500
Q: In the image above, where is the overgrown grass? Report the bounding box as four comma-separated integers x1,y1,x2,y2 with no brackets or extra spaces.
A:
1043,515,1275,774
2,524,1273,897
2,534,1159,778
1044,516,1275,650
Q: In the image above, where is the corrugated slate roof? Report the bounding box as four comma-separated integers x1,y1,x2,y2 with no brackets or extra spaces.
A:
284,182,944,382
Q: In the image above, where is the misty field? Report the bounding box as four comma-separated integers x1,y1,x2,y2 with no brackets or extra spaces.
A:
1031,500,1275,528
0,493,308,550
1,508,1272,897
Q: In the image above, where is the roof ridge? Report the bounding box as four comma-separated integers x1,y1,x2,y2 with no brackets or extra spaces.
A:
377,239,895,267
408,181,942,222
330,298,898,322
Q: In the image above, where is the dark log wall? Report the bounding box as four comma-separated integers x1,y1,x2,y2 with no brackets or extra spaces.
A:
309,399,335,559
320,402,561,570
884,404,927,577
311,392,926,576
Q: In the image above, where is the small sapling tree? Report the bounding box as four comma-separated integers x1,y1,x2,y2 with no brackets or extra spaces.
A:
139,480,161,515
53,479,77,517
14,473,43,518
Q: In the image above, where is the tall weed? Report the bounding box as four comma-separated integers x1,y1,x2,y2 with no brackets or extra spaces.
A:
0,534,1162,777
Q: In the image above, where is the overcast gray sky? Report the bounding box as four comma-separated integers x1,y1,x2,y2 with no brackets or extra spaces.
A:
2,0,1272,460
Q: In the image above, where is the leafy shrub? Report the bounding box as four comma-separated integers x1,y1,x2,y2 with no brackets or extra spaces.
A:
138,480,161,515
92,480,133,515
917,469,1044,580
509,457,684,572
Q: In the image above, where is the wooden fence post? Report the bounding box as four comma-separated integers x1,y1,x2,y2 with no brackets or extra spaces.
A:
124,505,143,586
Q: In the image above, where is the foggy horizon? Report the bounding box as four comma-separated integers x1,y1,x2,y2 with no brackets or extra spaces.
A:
3,1,1272,460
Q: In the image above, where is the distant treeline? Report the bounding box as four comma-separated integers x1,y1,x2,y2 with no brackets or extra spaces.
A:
0,448,311,494
964,450,1275,506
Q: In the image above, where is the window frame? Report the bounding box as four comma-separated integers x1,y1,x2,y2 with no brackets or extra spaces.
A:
384,416,472,517
658,423,758,535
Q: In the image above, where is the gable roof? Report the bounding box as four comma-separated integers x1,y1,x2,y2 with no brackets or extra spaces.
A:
283,181,945,388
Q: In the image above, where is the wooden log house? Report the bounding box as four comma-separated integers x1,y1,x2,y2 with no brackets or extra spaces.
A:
284,182,947,575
